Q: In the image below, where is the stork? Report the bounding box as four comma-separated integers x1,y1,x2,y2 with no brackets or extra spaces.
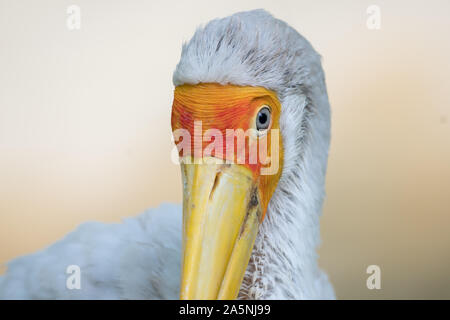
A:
0,9,334,300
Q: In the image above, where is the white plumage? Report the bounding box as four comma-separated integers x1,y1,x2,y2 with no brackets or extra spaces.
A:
1,204,181,299
0,9,335,299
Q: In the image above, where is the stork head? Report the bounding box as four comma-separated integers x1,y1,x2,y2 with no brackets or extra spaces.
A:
171,9,330,299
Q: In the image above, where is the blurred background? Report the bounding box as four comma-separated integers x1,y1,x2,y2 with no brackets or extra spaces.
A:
1,0,449,299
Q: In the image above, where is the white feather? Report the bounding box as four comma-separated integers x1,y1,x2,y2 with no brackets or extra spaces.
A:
0,204,181,299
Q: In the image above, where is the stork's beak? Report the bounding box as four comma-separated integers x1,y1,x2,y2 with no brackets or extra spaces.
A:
179,157,262,300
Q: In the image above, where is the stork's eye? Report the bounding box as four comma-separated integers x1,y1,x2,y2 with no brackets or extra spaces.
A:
256,106,271,131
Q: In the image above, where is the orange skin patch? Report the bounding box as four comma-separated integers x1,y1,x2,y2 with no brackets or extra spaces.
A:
171,83,283,220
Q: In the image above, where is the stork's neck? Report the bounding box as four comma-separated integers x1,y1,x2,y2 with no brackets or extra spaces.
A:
239,181,327,299
239,92,334,299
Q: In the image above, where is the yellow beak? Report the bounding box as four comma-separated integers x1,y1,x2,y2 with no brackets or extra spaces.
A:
179,157,262,300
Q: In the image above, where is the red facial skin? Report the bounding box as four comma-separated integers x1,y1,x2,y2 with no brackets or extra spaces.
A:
171,83,283,220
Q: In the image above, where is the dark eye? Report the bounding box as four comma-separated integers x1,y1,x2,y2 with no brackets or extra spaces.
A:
256,106,271,131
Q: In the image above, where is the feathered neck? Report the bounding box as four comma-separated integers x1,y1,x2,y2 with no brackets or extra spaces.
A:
239,90,334,299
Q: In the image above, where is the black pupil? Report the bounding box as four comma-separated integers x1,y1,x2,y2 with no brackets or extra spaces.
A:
258,112,268,124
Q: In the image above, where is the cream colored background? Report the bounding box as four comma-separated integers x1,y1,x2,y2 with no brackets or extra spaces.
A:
1,0,449,299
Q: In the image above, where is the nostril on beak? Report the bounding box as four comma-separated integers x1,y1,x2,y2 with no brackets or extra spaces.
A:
209,171,222,200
